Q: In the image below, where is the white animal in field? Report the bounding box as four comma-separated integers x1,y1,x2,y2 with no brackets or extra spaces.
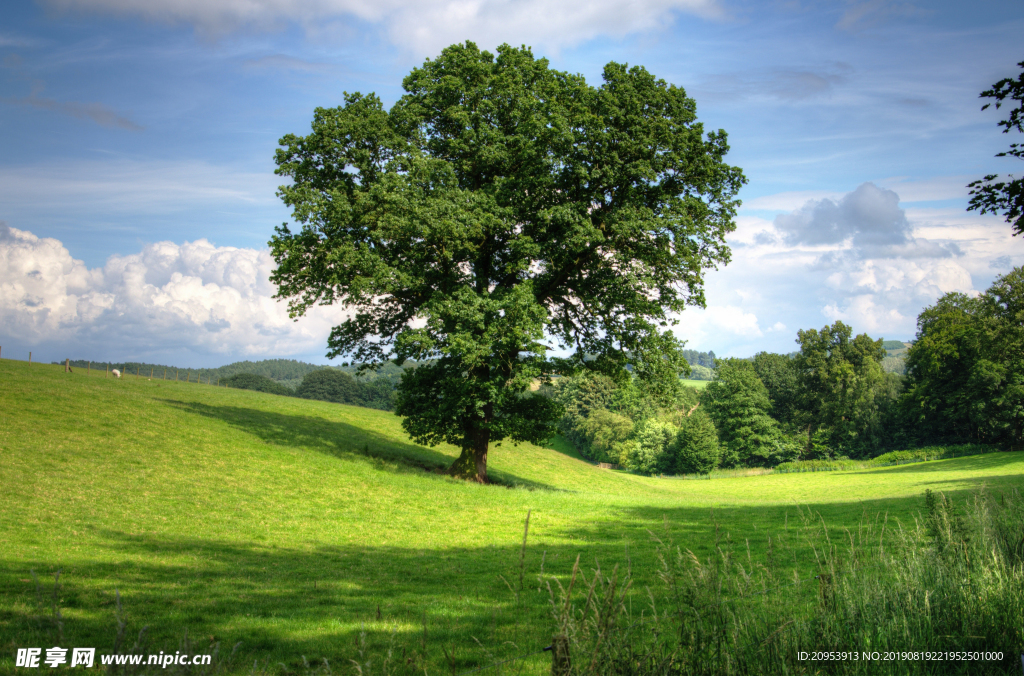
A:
112,369,121,378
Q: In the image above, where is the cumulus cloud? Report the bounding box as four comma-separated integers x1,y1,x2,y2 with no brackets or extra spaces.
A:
0,223,347,361
772,182,961,259
821,257,975,331
42,0,724,54
674,304,767,353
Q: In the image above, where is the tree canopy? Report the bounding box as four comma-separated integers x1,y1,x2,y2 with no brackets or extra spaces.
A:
270,42,745,482
968,60,1024,236
903,267,1024,449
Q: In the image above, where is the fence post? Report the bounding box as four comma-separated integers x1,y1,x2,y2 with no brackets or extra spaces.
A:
88,361,91,375
106,364,109,378
65,358,69,373
29,351,31,364
551,635,570,676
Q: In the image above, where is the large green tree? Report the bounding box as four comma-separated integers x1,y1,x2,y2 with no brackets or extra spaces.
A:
270,42,745,482
751,351,800,428
968,60,1024,236
700,359,789,467
903,267,1024,448
793,322,896,456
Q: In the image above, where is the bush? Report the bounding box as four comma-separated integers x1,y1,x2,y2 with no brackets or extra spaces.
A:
221,373,293,396
774,458,858,472
581,409,634,464
687,363,715,380
671,409,720,475
621,418,677,475
870,443,990,466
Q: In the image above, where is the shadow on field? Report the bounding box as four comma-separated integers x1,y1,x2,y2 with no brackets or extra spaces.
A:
3,479,1019,672
0,526,647,672
542,435,588,461
158,399,557,491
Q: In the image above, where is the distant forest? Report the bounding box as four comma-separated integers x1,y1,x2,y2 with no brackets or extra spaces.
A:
53,357,411,411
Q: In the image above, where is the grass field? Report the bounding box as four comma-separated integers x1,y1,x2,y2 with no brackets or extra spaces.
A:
1,359,1022,673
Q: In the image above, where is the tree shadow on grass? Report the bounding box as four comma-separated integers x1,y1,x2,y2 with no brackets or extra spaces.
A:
0,524,660,673
4,477,1017,673
541,435,589,462
157,399,559,492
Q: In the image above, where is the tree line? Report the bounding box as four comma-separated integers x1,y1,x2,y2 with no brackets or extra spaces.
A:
52,357,404,412
552,267,1022,474
222,369,397,411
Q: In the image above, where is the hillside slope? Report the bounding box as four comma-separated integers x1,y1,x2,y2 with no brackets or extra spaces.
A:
2,359,1021,672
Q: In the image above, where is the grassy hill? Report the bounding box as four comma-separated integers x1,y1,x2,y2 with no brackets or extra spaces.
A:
1,359,1021,673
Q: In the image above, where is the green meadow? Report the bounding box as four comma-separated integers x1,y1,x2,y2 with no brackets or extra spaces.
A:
1,359,1022,673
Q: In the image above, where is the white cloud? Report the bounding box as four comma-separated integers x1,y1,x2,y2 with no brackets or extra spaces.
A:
674,304,765,352
673,182,1019,356
819,257,975,334
42,0,725,54
770,182,964,259
0,223,347,361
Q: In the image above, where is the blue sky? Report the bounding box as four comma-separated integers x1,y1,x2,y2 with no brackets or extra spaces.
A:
1,0,1022,366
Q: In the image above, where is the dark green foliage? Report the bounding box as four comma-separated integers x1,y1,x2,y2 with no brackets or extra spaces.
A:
295,369,396,411
58,358,331,384
700,359,793,467
903,267,1024,449
672,408,720,475
751,351,800,427
269,41,745,481
214,359,325,381
553,373,663,461
968,60,1024,236
553,373,620,457
793,321,898,457
222,373,294,396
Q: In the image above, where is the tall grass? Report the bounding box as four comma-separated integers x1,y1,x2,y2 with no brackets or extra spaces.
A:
547,488,1024,674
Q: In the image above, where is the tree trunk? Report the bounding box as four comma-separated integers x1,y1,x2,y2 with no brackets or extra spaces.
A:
447,425,490,483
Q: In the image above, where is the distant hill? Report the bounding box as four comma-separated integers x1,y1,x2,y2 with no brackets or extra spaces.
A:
55,357,415,386
879,340,911,375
